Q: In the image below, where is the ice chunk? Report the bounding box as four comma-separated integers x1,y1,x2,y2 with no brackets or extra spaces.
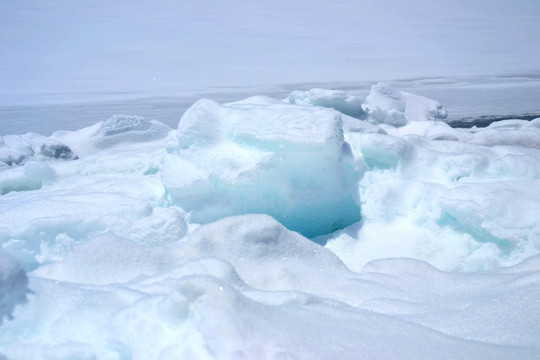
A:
362,83,448,126
329,127,540,271
175,97,344,148
439,179,540,258
287,88,365,118
163,97,361,238
0,252,28,323
102,114,151,135
0,161,57,195
0,133,77,167
341,113,387,134
346,132,413,170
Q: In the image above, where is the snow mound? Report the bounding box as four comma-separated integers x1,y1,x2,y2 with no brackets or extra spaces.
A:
0,252,28,324
33,214,345,291
5,215,540,359
51,115,171,156
287,88,365,118
0,133,77,168
162,97,361,238
362,83,448,126
469,120,540,149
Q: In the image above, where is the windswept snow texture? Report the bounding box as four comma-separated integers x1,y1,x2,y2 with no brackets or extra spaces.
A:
1,87,540,359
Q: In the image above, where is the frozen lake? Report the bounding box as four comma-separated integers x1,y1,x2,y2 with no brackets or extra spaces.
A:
2,75,540,136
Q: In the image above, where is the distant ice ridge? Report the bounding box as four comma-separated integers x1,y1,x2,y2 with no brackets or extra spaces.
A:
362,83,448,126
162,96,361,238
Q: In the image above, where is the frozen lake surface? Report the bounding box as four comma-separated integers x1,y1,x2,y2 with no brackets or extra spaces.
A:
2,75,540,136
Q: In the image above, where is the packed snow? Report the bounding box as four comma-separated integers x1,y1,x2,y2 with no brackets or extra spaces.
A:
1,84,539,359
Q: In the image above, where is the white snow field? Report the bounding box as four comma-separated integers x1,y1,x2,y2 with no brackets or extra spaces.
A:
2,0,540,359
1,86,540,359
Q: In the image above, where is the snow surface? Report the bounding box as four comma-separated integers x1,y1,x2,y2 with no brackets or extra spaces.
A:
2,1,540,358
1,86,540,359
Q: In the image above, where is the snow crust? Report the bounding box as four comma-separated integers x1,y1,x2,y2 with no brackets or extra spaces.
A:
1,86,540,359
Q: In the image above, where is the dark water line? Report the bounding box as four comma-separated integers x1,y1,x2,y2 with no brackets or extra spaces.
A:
448,114,540,128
